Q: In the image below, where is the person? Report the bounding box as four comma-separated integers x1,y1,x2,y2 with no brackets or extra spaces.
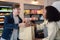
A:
52,1,60,12
42,6,60,40
52,1,60,40
1,3,22,40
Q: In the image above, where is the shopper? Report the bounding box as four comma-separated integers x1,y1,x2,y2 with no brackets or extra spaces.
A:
1,3,22,40
52,1,60,12
43,6,60,40
52,1,60,40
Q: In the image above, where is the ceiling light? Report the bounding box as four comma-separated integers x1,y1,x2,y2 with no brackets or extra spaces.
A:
31,0,38,4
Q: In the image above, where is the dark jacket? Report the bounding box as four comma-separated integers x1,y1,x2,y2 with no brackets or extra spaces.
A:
2,14,22,40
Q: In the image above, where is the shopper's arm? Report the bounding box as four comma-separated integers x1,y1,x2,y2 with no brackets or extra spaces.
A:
4,16,18,29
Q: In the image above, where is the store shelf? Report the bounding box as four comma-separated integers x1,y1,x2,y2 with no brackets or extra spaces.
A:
0,28,3,36
0,16,5,18
0,22,4,24
0,6,12,8
0,34,2,36
0,10,12,13
0,31,3,36
0,1,13,37
24,14,42,15
0,28,3,30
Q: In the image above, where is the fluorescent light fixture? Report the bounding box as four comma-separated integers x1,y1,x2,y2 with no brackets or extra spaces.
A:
31,1,38,4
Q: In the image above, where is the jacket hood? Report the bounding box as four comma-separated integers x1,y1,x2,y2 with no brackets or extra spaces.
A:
52,1,60,12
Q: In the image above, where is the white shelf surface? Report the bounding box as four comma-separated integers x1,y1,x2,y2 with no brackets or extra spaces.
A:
0,22,4,23
0,28,3,30
0,10,12,12
0,6,12,8
0,16,5,17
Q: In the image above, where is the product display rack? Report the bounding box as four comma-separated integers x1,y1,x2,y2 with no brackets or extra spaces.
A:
0,6,12,36
24,4,44,24
0,1,14,36
0,1,19,36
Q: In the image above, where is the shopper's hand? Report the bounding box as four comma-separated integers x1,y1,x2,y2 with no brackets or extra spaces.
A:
18,23,25,27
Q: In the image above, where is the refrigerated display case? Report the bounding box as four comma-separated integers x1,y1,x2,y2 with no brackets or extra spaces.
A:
0,1,18,36
0,6,12,36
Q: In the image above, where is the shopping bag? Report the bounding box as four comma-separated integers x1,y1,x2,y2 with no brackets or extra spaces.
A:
35,24,48,39
43,24,48,38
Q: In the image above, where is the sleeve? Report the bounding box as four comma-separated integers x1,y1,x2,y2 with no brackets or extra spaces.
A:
19,17,22,23
4,16,18,29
